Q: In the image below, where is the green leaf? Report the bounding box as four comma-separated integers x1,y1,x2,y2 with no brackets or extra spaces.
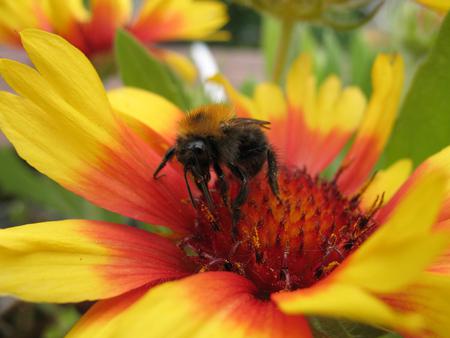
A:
0,148,82,216
350,31,375,96
0,147,125,223
261,15,281,77
309,317,390,338
385,12,450,166
320,29,344,82
115,29,190,110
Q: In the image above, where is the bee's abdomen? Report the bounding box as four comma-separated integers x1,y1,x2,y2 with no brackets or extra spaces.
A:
236,127,268,177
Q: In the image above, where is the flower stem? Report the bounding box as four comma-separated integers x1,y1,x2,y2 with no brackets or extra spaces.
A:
272,19,294,83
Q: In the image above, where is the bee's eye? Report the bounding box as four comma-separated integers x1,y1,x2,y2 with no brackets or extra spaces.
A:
187,140,206,153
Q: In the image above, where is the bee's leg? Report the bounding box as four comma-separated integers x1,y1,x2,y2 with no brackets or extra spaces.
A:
267,147,281,201
184,167,197,209
192,170,220,231
213,161,229,206
227,163,248,238
153,146,175,179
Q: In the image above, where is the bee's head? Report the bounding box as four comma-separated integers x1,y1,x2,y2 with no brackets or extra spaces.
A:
176,137,212,176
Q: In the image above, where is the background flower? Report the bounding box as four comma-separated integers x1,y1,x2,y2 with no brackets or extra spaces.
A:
0,0,229,81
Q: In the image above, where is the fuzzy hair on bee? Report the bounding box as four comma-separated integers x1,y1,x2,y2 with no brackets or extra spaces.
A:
178,104,234,137
154,104,280,234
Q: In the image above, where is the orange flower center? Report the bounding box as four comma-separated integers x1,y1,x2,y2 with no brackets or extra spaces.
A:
182,167,379,296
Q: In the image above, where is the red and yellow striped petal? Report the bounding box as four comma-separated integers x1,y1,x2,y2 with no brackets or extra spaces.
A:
282,56,367,174
45,0,89,51
0,29,195,233
382,273,450,338
130,0,228,43
66,286,149,338
0,220,193,303
376,146,450,227
80,0,132,54
274,170,450,335
376,146,450,276
0,0,49,45
107,272,312,338
337,54,405,195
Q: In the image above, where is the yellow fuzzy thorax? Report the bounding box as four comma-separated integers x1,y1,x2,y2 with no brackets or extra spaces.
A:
178,104,235,137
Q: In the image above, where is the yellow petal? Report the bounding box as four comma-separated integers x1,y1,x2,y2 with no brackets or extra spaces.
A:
420,145,450,214
386,273,450,338
253,82,287,121
286,53,314,113
110,272,312,338
378,145,450,226
416,0,450,13
91,0,131,26
338,169,448,293
0,0,46,44
338,53,405,195
19,29,114,129
0,220,191,303
66,287,148,338
131,0,228,42
360,159,413,210
46,0,88,32
274,283,422,332
108,86,183,143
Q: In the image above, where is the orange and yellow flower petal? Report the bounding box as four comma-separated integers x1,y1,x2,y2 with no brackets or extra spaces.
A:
376,146,450,276
337,54,405,195
360,159,413,210
0,0,49,44
0,220,192,303
0,29,195,233
66,286,149,338
130,0,228,43
107,272,312,338
376,146,450,227
275,56,367,174
46,0,88,31
45,0,89,51
274,170,450,335
416,0,450,13
382,273,450,338
80,0,132,54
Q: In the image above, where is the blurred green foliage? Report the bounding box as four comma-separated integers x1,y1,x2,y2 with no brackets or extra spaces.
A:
115,29,191,110
385,12,450,167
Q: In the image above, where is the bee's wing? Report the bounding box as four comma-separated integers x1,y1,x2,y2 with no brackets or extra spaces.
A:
221,118,271,130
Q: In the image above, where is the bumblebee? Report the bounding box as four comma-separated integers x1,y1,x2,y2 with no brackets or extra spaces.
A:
154,104,280,229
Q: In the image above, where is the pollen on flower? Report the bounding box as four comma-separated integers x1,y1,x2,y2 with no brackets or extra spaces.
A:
181,167,380,297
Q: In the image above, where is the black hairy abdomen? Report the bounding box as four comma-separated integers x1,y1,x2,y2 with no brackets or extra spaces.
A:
220,127,268,177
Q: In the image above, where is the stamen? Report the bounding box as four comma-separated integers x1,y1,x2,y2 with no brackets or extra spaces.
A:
183,167,379,295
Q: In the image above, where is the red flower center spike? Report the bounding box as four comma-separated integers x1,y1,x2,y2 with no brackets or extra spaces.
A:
181,167,380,297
